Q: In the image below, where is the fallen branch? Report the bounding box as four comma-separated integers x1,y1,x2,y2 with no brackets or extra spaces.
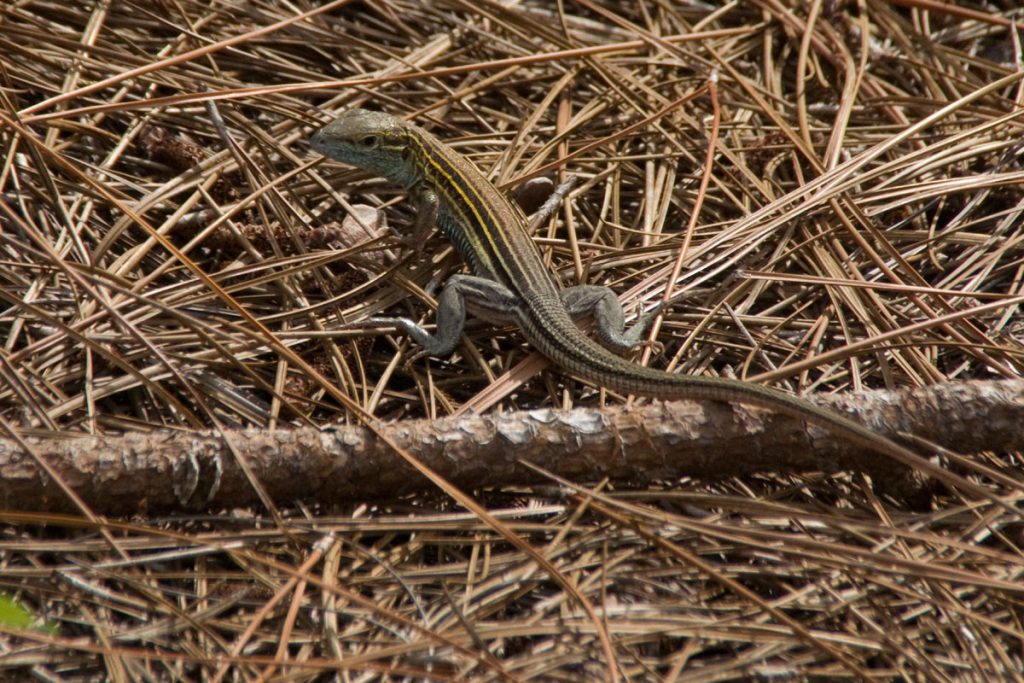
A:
1,379,1021,514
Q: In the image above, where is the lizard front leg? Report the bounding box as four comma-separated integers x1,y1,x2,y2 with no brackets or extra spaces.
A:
368,274,522,357
404,185,438,249
373,184,439,254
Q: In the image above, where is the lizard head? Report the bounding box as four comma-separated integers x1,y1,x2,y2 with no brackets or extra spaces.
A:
310,109,416,186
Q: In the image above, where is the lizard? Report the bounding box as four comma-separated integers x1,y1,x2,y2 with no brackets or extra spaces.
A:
309,108,936,477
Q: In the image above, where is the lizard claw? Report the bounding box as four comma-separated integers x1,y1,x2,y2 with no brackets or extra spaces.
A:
640,339,665,355
403,347,436,368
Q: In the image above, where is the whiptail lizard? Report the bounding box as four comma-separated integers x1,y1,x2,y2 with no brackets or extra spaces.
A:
310,109,926,473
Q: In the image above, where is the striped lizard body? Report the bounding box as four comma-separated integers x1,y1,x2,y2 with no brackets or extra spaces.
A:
310,109,933,477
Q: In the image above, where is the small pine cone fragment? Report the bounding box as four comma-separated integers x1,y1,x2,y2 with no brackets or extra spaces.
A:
210,170,245,205
140,126,241,204
202,222,272,252
141,126,206,171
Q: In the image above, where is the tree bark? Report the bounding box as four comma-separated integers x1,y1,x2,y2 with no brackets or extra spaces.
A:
0,379,1021,514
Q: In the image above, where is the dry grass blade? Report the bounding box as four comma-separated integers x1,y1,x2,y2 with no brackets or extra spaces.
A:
1,0,1023,680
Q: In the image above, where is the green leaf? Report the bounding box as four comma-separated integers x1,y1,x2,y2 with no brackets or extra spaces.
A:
0,593,57,635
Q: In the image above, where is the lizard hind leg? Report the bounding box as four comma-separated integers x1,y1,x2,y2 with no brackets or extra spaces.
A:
560,285,663,353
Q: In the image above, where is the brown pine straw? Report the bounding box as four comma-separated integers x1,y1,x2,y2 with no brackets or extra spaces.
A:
1,1,1024,679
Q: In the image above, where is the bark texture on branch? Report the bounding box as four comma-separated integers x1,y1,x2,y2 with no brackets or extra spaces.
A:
1,379,1021,514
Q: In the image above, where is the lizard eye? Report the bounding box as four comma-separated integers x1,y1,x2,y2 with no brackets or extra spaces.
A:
358,135,378,149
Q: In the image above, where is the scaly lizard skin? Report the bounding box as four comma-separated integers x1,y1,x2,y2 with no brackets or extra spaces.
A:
310,109,928,473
